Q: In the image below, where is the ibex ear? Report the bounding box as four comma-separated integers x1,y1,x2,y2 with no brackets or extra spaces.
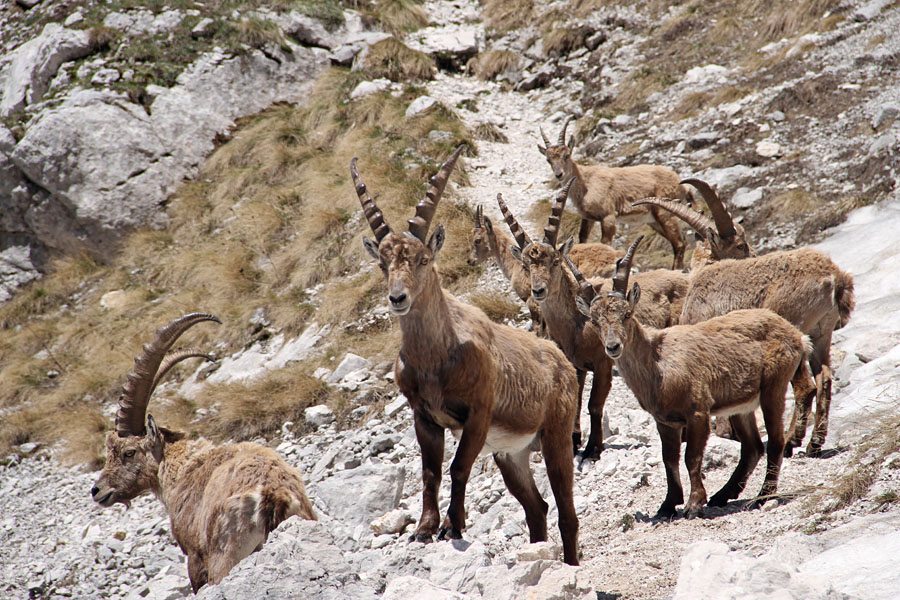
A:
537,144,546,156
428,225,445,255
483,216,493,234
575,296,591,318
362,236,380,260
627,282,641,309
510,244,523,262
146,414,161,444
558,236,575,256
567,135,575,150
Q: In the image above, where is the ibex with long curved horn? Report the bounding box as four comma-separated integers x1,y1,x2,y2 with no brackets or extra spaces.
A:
635,179,855,457
578,237,811,519
91,314,316,592
354,147,580,565
537,116,692,269
467,203,621,333
504,180,688,458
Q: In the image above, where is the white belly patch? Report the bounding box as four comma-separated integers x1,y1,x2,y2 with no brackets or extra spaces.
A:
711,395,760,418
451,427,537,455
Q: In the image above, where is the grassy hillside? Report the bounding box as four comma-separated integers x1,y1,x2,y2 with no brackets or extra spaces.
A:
0,65,479,468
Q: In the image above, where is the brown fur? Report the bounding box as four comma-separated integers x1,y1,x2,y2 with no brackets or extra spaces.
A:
358,154,580,565
538,129,690,269
93,424,315,592
683,248,855,456
591,291,809,518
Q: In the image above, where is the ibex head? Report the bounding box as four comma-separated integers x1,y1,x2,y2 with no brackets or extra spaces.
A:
91,313,219,508
354,146,463,316
467,204,495,267
634,179,753,264
504,178,576,302
537,116,576,181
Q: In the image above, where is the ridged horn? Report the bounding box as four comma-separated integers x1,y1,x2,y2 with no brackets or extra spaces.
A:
150,349,216,397
564,254,595,306
497,193,533,249
610,236,643,298
633,197,715,239
475,204,483,229
351,157,392,243
407,145,464,241
115,313,221,437
558,116,574,145
681,178,736,239
540,127,551,147
544,176,575,247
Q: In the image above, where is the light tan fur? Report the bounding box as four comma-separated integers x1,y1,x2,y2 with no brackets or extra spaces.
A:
538,118,690,269
588,250,809,517
356,150,580,565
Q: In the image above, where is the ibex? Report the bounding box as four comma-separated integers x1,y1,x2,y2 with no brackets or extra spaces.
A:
637,179,855,457
353,147,580,565
537,117,691,269
502,178,688,458
575,237,812,518
467,203,621,333
91,314,316,592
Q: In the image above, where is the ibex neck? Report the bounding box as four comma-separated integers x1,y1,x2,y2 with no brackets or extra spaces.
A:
489,229,528,286
614,319,663,411
156,438,211,510
567,163,587,199
398,271,458,368
540,270,589,357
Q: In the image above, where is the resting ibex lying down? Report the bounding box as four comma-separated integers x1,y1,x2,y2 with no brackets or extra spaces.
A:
637,179,855,456
467,203,621,333
353,147,580,565
91,314,316,592
503,178,688,458
537,117,691,269
576,238,812,518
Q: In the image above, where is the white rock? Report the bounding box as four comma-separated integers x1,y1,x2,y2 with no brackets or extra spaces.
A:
732,187,763,209
350,78,391,100
384,396,407,417
682,64,728,85
755,140,783,158
406,96,439,118
854,0,892,21
99,290,129,311
313,367,331,380
383,576,465,600
328,353,371,383
315,463,406,526
0,24,93,117
516,542,561,562
370,509,414,535
91,68,121,85
304,404,335,428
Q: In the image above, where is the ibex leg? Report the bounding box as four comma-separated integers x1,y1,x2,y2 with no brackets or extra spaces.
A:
412,411,445,542
493,450,548,543
581,360,613,460
440,406,490,540
654,422,684,520
578,217,596,243
708,411,763,507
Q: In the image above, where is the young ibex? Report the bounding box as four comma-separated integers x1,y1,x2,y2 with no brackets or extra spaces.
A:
537,117,691,269
503,179,688,459
91,313,316,592
353,147,580,565
467,202,621,333
637,180,855,457
575,237,812,518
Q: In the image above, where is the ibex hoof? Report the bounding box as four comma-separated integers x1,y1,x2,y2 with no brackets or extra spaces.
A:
653,506,678,521
707,492,731,508
782,443,797,458
409,532,434,544
579,444,603,461
437,526,463,541
805,444,824,458
683,505,704,519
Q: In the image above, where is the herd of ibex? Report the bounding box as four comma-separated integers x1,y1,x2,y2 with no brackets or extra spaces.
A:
92,117,855,590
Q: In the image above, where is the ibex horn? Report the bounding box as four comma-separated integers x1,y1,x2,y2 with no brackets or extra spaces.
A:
540,127,551,147
558,116,574,146
351,157,392,243
475,204,484,229
544,176,575,247
497,193,532,249
610,236,643,299
151,348,216,397
633,197,715,239
408,145,464,242
681,178,736,239
116,313,221,437
564,254,596,306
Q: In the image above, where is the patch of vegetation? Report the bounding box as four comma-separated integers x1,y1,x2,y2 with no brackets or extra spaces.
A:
474,123,509,143
469,292,522,323
360,0,428,36
0,67,478,464
482,0,534,36
467,49,522,81
362,37,436,81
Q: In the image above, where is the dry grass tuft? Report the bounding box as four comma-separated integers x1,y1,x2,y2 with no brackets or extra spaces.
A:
482,0,534,35
362,0,429,36
362,37,435,81
543,28,587,58
468,49,522,81
468,292,522,323
474,122,509,143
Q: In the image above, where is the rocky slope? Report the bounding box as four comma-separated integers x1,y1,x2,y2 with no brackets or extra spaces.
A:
2,0,900,599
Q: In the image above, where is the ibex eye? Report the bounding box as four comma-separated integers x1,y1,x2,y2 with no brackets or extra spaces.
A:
124,450,136,459
420,257,429,266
